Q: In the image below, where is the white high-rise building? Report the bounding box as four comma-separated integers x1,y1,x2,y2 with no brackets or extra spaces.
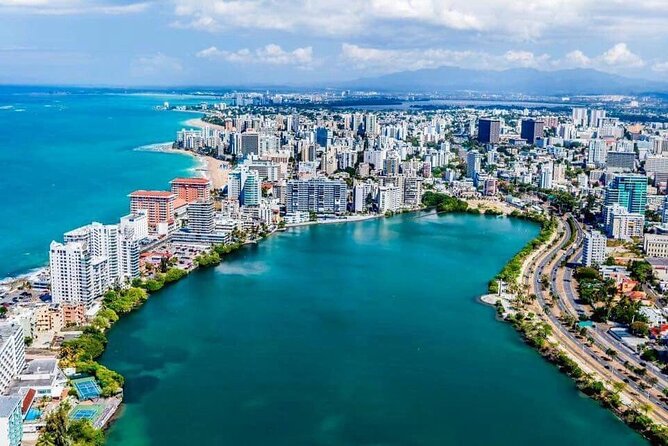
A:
119,210,149,242
353,183,373,213
0,323,25,395
49,241,94,306
572,108,588,127
583,230,607,266
587,139,608,165
589,109,607,128
539,164,553,189
466,150,481,179
377,186,400,213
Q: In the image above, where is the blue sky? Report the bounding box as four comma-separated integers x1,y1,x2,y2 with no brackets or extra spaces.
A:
1,0,668,86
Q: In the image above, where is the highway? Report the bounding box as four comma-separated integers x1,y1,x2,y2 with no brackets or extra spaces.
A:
556,218,668,393
523,215,668,423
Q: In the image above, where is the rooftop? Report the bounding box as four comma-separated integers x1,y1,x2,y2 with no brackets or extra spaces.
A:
0,396,21,417
129,190,175,199
170,177,210,185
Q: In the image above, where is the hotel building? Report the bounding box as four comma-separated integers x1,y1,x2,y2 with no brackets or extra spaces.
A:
129,190,176,234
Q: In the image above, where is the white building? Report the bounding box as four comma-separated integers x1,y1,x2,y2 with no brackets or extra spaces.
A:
49,241,95,306
0,395,22,446
0,323,25,395
587,139,608,166
644,234,668,258
377,186,400,213
583,230,607,266
605,204,644,240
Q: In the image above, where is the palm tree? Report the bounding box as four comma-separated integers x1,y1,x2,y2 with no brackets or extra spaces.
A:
637,402,653,416
612,381,626,395
39,402,71,446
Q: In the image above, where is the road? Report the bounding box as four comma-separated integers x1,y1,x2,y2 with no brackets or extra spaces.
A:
523,215,668,424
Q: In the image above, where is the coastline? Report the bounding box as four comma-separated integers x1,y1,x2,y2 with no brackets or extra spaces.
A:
135,141,226,190
479,215,668,444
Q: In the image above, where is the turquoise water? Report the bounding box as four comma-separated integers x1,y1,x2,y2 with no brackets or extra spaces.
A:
0,87,199,278
25,408,41,421
101,213,645,445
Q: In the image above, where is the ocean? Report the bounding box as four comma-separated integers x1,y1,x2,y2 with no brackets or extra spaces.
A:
0,87,203,279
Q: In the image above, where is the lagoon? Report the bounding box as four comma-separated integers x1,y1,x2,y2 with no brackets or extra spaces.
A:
102,213,645,446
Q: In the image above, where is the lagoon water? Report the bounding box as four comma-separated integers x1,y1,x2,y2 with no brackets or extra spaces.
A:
102,213,645,446
0,87,197,278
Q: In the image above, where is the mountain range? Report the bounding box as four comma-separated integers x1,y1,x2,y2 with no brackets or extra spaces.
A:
340,67,668,95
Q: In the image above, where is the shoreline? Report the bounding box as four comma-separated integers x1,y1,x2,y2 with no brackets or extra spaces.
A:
134,141,226,190
479,215,668,444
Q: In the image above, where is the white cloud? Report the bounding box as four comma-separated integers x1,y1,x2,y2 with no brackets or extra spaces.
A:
562,50,592,67
652,61,668,73
171,0,668,41
0,0,151,15
340,43,555,74
131,53,182,77
196,44,314,68
598,43,644,67
503,50,550,68
340,42,649,76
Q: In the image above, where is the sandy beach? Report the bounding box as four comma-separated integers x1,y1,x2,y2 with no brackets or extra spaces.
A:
184,117,226,132
137,142,226,190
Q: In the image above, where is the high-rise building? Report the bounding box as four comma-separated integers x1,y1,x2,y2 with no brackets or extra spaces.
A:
483,178,498,196
539,164,553,190
170,177,211,203
377,186,400,213
589,109,606,128
606,151,635,171
128,191,175,234
477,118,501,144
605,204,644,240
315,127,332,148
286,179,347,214
583,230,607,266
644,234,668,258
572,108,588,127
587,139,608,165
604,174,648,217
241,132,260,156
49,241,94,307
0,395,22,446
466,150,481,180
520,119,545,144
0,324,25,395
403,177,423,207
187,200,215,234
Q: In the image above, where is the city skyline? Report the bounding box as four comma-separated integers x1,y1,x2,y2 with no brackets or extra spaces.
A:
2,0,668,86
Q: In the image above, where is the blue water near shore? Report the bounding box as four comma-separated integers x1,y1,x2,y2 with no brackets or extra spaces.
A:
0,87,200,278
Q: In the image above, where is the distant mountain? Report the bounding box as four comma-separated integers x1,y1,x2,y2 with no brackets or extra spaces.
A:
341,67,668,95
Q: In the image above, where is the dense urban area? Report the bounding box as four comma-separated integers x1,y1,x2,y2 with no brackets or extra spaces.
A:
4,90,668,444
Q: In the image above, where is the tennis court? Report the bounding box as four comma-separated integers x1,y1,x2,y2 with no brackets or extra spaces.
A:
69,404,103,422
72,376,102,400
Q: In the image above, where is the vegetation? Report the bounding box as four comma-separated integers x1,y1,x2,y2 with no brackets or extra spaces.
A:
507,312,668,445
103,287,147,315
488,212,556,293
421,191,470,213
37,402,104,446
59,240,246,403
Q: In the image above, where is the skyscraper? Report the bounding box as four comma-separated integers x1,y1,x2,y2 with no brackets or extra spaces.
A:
477,118,501,144
466,150,481,179
583,230,607,266
520,119,545,144
605,174,648,215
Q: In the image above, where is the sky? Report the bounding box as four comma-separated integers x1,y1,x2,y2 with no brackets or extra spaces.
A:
1,0,668,86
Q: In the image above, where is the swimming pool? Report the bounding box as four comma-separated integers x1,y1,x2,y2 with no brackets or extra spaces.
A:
25,408,41,421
